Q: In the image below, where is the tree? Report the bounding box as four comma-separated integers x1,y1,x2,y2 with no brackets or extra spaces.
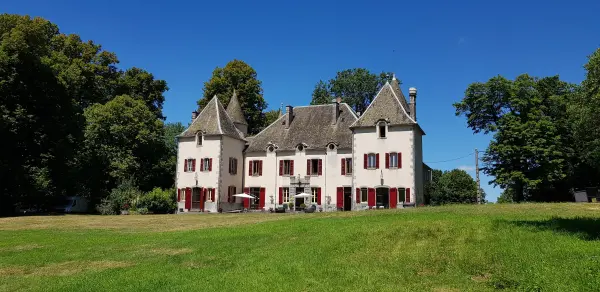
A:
424,169,443,205
115,67,169,120
83,95,170,197
310,69,394,114
454,74,575,202
164,122,185,154
197,59,267,134
262,109,281,129
431,169,478,204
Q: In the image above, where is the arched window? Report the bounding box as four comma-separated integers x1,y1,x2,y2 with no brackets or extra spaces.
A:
378,122,386,138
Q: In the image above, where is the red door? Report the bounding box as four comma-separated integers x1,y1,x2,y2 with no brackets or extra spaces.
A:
185,188,192,210
390,188,398,209
336,187,343,209
368,188,375,209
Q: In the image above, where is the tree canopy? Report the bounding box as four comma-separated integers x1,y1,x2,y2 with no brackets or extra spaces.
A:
310,68,394,114
426,169,480,205
197,59,267,134
0,14,173,214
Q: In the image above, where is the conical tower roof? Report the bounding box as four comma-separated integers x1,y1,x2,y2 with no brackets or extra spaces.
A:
226,90,248,125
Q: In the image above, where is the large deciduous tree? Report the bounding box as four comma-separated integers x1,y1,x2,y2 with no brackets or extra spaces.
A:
310,69,393,114
454,74,575,202
427,169,479,205
197,59,267,134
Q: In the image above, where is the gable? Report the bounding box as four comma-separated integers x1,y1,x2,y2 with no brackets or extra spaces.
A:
350,82,415,128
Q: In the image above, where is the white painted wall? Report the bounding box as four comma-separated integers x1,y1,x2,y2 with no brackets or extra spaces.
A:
220,136,245,211
352,125,416,207
176,135,221,212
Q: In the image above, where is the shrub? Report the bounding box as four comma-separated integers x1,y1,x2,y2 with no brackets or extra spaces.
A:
96,198,116,215
300,203,306,209
95,179,142,215
139,188,176,214
136,207,149,215
282,203,288,210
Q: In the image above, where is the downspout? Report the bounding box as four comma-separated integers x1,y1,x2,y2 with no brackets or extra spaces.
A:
351,129,355,211
218,136,223,212
175,136,180,214
274,150,278,209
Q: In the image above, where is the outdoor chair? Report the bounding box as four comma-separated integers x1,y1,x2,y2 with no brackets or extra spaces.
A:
304,204,317,213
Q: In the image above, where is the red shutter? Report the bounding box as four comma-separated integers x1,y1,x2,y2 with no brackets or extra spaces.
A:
399,153,402,169
258,160,263,176
307,159,311,175
211,188,215,201
185,188,192,210
318,159,322,175
184,159,188,172
317,188,322,205
279,187,283,204
243,187,250,208
376,153,380,169
200,158,203,171
227,187,231,203
385,153,390,169
248,160,253,176
363,154,367,169
177,189,181,201
259,188,266,209
368,188,375,208
290,160,294,175
209,158,213,171
279,160,283,176
406,188,411,203
336,187,344,209
341,158,346,175
356,188,360,204
390,188,398,208
192,159,196,171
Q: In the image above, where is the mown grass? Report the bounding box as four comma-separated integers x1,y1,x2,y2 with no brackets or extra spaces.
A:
1,203,600,291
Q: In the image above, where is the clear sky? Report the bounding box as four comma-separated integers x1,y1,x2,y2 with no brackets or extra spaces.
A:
6,0,600,201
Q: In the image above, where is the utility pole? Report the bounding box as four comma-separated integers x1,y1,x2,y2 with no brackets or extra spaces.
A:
475,148,481,204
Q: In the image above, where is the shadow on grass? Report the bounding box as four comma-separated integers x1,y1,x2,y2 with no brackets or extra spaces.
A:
508,217,600,240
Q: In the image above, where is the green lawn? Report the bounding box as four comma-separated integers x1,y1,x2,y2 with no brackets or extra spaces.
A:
1,204,600,291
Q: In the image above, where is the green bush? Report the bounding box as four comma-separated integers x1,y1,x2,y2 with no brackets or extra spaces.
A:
96,198,116,215
136,207,149,215
139,188,176,214
95,179,142,215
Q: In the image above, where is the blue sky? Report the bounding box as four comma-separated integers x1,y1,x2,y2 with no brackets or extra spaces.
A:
6,0,600,201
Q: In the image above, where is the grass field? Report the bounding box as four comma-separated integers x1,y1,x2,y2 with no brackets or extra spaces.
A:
1,204,600,291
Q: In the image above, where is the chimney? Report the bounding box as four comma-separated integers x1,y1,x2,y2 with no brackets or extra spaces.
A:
285,105,293,129
409,87,417,121
191,110,198,121
332,97,341,124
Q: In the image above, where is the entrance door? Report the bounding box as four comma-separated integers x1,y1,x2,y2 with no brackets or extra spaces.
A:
295,187,305,209
376,188,389,209
192,187,202,210
343,187,352,211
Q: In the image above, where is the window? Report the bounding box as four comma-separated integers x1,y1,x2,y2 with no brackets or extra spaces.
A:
228,186,236,203
250,160,262,176
268,146,275,152
390,152,398,168
311,187,319,204
345,158,352,175
185,158,194,172
202,158,210,171
368,154,376,169
361,188,368,203
250,187,261,209
398,188,406,203
311,159,319,175
378,122,386,138
207,188,214,202
283,160,292,175
229,157,238,174
297,144,304,152
197,133,202,146
328,144,335,151
282,187,290,203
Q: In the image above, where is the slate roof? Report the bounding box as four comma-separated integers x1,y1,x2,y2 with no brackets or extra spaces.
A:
179,96,245,140
226,90,247,125
246,103,358,152
350,80,416,128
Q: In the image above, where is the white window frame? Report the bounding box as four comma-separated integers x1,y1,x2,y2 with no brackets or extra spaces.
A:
252,161,260,176
186,158,194,172
345,158,353,175
398,188,406,203
378,122,387,139
283,187,290,203
207,188,214,202
311,187,319,204
360,188,368,203
283,160,292,176
390,152,398,168
202,158,210,172
367,153,376,169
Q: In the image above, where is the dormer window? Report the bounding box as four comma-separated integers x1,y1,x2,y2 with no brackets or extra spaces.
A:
297,144,304,152
378,122,386,138
197,133,203,146
268,146,275,153
328,143,336,151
